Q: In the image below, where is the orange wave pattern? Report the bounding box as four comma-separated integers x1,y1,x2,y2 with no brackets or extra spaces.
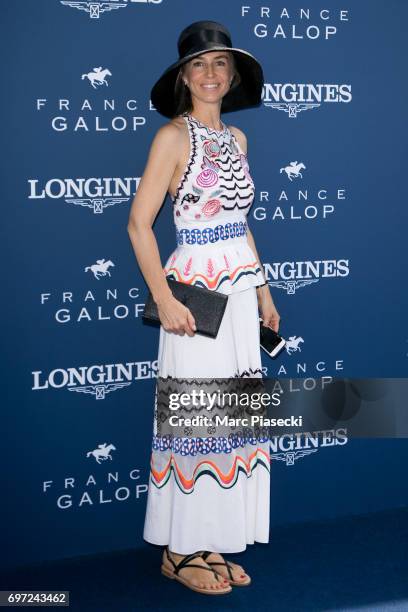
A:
164,261,261,290
150,447,270,494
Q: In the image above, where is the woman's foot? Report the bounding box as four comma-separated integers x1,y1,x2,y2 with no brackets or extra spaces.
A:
200,551,251,586
161,548,232,594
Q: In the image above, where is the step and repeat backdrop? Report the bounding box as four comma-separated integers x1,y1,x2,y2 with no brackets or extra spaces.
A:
2,0,407,569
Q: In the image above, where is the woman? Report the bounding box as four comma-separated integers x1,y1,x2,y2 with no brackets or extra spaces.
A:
127,20,280,595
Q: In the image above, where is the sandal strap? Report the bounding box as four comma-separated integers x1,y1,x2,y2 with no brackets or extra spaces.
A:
207,560,234,581
175,562,218,578
164,546,177,570
200,552,234,581
166,548,216,577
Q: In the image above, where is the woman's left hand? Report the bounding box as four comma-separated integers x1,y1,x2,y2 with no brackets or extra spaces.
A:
257,285,281,333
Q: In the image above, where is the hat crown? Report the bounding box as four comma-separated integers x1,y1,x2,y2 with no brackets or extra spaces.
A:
177,21,233,59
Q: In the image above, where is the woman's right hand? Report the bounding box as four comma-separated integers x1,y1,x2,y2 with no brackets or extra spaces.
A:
156,294,197,337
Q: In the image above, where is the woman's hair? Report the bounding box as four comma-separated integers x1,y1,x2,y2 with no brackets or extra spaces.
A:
172,54,241,118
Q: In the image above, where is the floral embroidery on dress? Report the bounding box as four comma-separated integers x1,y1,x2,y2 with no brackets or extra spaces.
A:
201,198,221,217
196,156,219,188
203,139,221,158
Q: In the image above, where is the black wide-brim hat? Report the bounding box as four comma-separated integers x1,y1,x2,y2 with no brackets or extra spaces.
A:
151,20,264,118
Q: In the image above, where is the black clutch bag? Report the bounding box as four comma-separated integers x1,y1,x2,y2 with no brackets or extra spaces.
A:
142,278,228,338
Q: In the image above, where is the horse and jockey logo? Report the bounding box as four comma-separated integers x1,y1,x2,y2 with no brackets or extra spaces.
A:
86,443,116,463
84,258,115,279
82,67,112,89
284,336,304,355
280,161,306,181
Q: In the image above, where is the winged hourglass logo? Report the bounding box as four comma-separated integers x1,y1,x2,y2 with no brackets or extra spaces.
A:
60,0,163,19
60,1,127,19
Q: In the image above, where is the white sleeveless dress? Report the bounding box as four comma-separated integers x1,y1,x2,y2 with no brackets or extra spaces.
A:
143,113,271,553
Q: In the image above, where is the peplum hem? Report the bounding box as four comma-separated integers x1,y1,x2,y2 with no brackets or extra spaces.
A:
162,241,266,295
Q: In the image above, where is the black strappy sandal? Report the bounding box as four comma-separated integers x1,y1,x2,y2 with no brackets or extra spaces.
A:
161,547,232,595
200,550,251,586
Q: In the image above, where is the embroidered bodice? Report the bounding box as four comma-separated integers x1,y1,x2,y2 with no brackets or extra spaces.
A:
163,113,265,294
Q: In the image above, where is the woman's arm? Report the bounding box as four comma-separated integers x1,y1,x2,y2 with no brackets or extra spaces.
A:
127,123,180,305
127,122,196,336
246,226,268,295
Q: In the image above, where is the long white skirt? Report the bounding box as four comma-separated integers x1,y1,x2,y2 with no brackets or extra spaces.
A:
143,286,271,554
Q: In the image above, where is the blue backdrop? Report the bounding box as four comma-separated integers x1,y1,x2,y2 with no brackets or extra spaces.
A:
2,0,407,570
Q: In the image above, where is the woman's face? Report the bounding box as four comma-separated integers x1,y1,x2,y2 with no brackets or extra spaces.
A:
182,50,234,106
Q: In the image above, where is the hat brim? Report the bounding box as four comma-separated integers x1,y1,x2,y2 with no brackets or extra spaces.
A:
150,46,264,118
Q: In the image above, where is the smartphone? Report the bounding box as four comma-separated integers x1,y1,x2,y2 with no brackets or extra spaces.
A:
259,318,286,358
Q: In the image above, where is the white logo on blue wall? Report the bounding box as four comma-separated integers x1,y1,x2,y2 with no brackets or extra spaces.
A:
263,259,349,294
262,82,352,117
265,101,320,117
285,336,304,354
69,382,131,399
270,428,348,465
60,0,162,19
82,67,112,89
269,278,319,293
241,6,350,41
61,1,126,19
32,361,159,398
87,443,116,463
28,177,139,213
35,98,146,133
280,161,306,181
262,340,345,378
85,259,115,279
272,447,318,464
252,161,346,222
40,274,147,324
263,358,345,379
70,197,129,213
42,461,148,509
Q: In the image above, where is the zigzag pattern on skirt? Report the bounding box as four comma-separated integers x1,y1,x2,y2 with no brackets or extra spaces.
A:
149,447,271,494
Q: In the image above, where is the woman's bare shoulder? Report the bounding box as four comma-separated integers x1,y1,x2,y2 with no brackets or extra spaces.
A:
151,116,188,148
169,115,188,130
